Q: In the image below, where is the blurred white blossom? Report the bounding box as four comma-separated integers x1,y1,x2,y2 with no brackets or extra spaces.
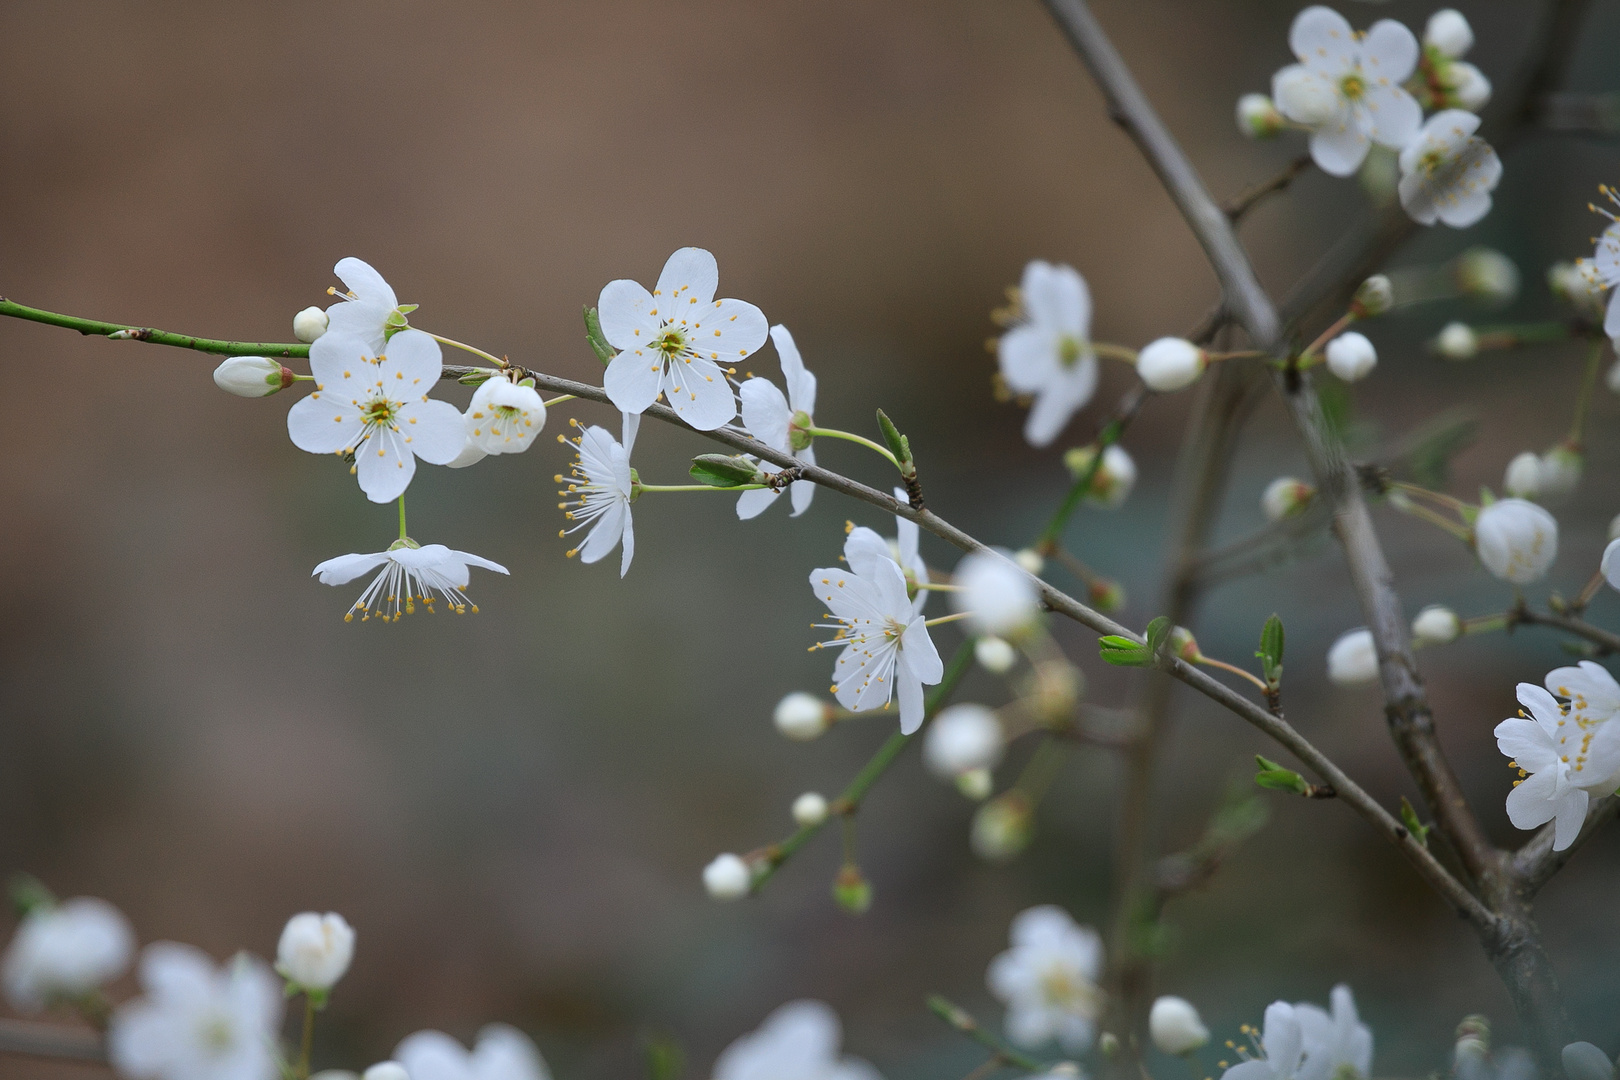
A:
703,854,752,901
1412,605,1461,646
1327,629,1379,686
1474,498,1558,584
1324,332,1377,381
2,897,133,1013
1149,996,1209,1056
1397,111,1501,228
275,912,354,993
998,261,1099,447
1295,984,1373,1080
1221,1002,1306,1080
109,944,282,1080
1136,337,1206,393
924,704,1005,779
775,692,832,741
952,551,1040,638
395,1024,551,1080
987,906,1104,1053
1503,452,1543,499
712,1000,881,1080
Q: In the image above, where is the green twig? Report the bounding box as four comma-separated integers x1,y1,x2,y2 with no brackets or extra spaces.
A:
1035,385,1146,553
0,297,310,358
926,995,1049,1073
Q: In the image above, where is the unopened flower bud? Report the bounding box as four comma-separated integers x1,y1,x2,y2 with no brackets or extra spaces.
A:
1447,62,1492,110
276,912,354,993
1087,578,1125,613
1539,445,1582,498
1351,274,1394,318
792,792,828,827
971,791,1034,861
1456,248,1520,304
1424,9,1474,59
1503,452,1543,499
1562,1043,1616,1080
1454,1015,1491,1071
953,552,1040,637
363,1064,411,1080
1149,996,1210,1056
1412,605,1461,645
956,768,993,800
925,704,1005,779
1435,321,1478,360
1168,626,1200,662
293,306,330,344
1098,1033,1121,1059
1136,337,1206,392
832,864,871,914
1261,477,1315,522
1063,444,1137,507
1327,628,1379,686
1031,660,1082,725
703,854,751,901
213,356,294,398
1236,93,1287,139
975,636,1019,674
774,692,831,741
1475,498,1559,584
1325,332,1377,382
1013,548,1045,575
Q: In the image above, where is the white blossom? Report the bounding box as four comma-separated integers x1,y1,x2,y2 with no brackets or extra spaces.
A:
1423,9,1473,59
737,325,818,519
597,247,767,430
1545,660,1620,728
1397,111,1502,229
293,306,329,344
1577,221,1620,340
1503,453,1543,500
987,906,1104,1053
1548,261,1609,323
1136,337,1206,393
214,357,291,398
2,897,134,1012
314,543,508,622
558,412,639,577
1013,549,1046,574
109,944,282,1080
1604,537,1620,593
465,377,547,456
975,636,1019,674
703,854,752,901
1262,477,1315,522
286,329,466,504
1271,7,1422,177
1444,63,1492,111
924,704,1005,779
998,261,1099,446
395,1024,551,1080
792,792,829,827
775,692,832,740
1327,629,1379,686
811,527,944,734
1563,1043,1617,1080
713,1000,882,1080
323,258,411,354
1149,996,1210,1056
275,912,354,992
1295,985,1373,1080
952,551,1040,638
1324,332,1376,381
1474,498,1558,584
1412,605,1461,646
1219,1002,1306,1080
363,1065,409,1080
1456,247,1520,304
1495,682,1620,850
1435,322,1478,359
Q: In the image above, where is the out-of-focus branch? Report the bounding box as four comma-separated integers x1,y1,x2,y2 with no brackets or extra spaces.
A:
1537,91,1620,135
1511,605,1620,655
1224,154,1314,223
1511,797,1620,896
0,1019,106,1064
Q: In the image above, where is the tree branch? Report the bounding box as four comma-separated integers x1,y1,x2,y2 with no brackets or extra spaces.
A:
1511,796,1620,896
1512,606,1620,655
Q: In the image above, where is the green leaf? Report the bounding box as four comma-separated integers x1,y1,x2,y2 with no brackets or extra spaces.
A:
1256,614,1285,687
689,454,762,487
1099,637,1150,666
645,1036,686,1080
1254,755,1310,795
1399,796,1430,847
584,306,616,364
875,409,913,467
1144,616,1171,656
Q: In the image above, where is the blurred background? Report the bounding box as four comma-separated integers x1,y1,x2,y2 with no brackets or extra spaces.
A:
1,1,1618,1077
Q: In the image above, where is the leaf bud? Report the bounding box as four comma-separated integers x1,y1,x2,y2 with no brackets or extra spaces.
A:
831,864,872,915
690,454,764,488
1088,578,1126,613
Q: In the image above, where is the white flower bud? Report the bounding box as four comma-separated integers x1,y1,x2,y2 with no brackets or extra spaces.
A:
955,768,993,800
1327,629,1379,686
953,552,1040,637
293,306,330,344
774,692,831,741
1424,9,1474,59
1236,93,1286,139
1149,996,1210,1056
213,356,291,398
1273,67,1340,126
1261,477,1315,523
363,1065,411,1080
276,912,355,992
1475,498,1558,584
1325,332,1377,382
2,897,135,1012
924,704,1005,779
1608,513,1620,543
1562,1043,1616,1080
1412,605,1461,646
1539,446,1582,498
1013,549,1045,575
703,854,751,901
1503,452,1543,499
1456,248,1520,304
1447,62,1492,110
1352,274,1394,317
1136,338,1206,392
975,635,1019,674
1435,321,1478,360
792,792,829,827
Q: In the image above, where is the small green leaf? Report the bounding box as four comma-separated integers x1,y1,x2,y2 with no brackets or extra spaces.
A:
584,306,616,364
1254,755,1310,795
1399,796,1430,847
1256,614,1285,687
689,454,762,487
876,409,913,469
1144,616,1171,656
8,874,54,918
457,368,498,386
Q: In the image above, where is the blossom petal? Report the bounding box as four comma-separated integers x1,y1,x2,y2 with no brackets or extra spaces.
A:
577,501,626,566
1517,683,1565,734
831,637,898,714
396,1030,473,1080
1362,83,1421,148
901,618,944,684
844,526,895,583
334,257,397,309
739,378,791,451
1362,19,1419,83
399,398,468,465
1495,717,1556,774
287,392,365,455
447,549,510,576
662,356,737,430
597,279,659,350
471,1023,550,1080
1553,787,1590,849
1547,661,1620,717
308,332,375,388
695,298,770,366
1024,357,1097,447
312,552,391,586
789,445,816,516
1262,1001,1304,1078
736,483,780,519
356,426,417,503
1435,188,1493,229
1290,6,1356,73
1222,1062,1277,1080
998,325,1060,394
655,247,720,308
375,328,443,389
1505,768,1560,829
772,324,817,414
1309,122,1369,177
1021,261,1089,336
603,347,665,415
618,507,635,577
811,566,886,623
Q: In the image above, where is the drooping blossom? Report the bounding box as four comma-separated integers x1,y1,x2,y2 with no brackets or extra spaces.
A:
2,897,134,1012
313,543,509,622
1474,498,1557,584
597,247,768,430
286,329,467,504
1219,1002,1307,1080
1495,682,1620,850
810,526,944,733
712,1000,882,1080
987,906,1104,1053
395,1024,552,1080
737,325,818,519
1295,985,1373,1080
1270,7,1422,177
323,258,412,353
1398,110,1502,228
275,912,354,993
465,376,548,457
109,944,282,1080
997,261,1099,447
558,413,639,577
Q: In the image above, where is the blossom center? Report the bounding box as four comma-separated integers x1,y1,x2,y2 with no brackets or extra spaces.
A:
1339,73,1366,101
1039,966,1099,1012
362,396,402,429
654,328,689,360
197,1014,235,1054
1058,335,1086,368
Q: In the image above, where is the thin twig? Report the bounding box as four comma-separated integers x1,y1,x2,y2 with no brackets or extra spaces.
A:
1510,606,1620,655
1224,154,1313,223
